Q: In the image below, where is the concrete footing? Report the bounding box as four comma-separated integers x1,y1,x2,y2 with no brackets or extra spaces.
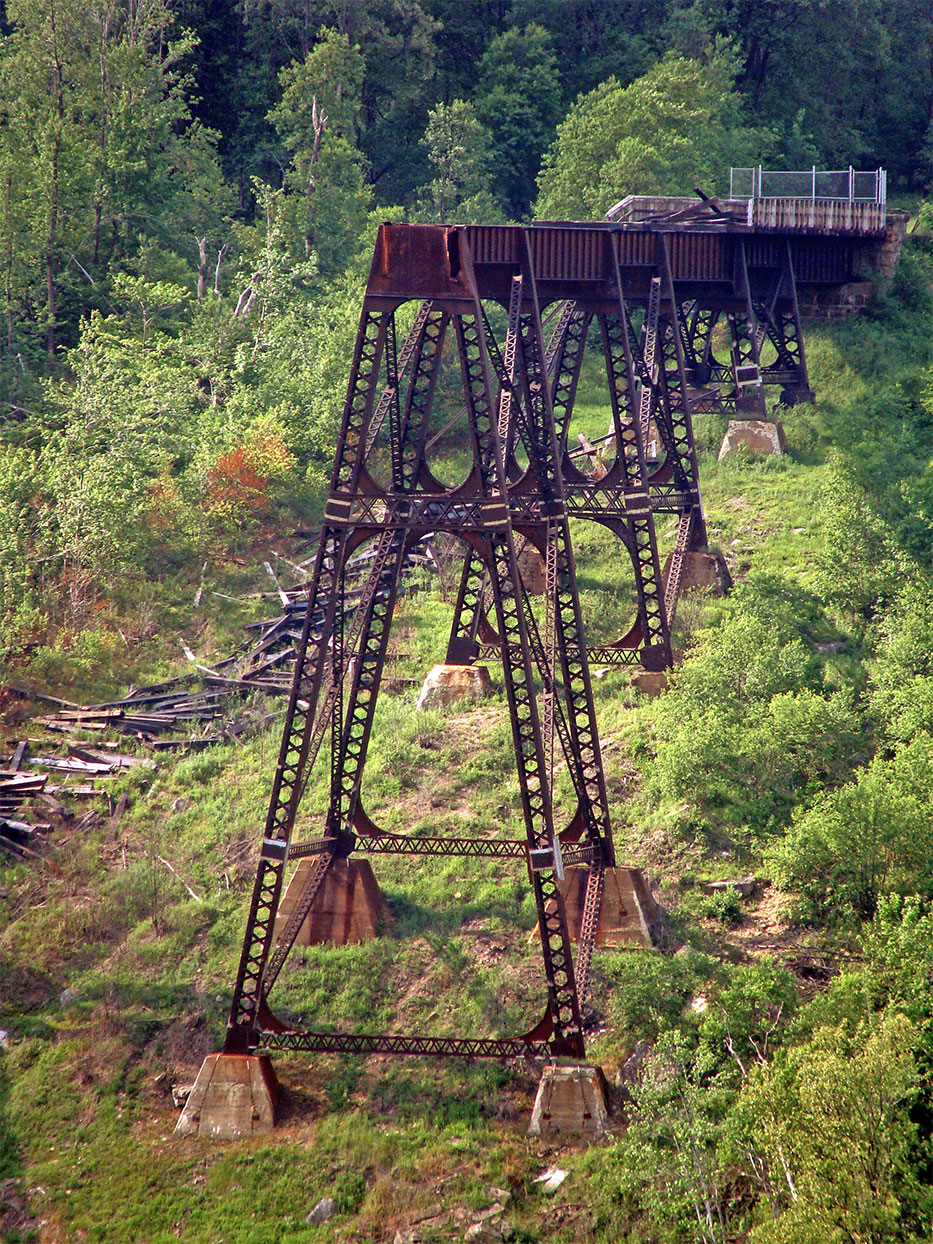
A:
718,418,787,460
174,1054,278,1140
531,866,662,948
416,663,492,710
563,866,661,947
275,857,391,946
528,1064,610,1138
630,669,669,697
664,549,732,594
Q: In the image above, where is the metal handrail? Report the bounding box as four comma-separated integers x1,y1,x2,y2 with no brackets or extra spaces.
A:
730,166,886,206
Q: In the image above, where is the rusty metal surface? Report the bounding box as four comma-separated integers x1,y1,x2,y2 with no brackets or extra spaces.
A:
221,213,832,1072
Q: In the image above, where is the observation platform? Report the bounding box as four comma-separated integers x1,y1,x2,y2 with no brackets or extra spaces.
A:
607,166,889,237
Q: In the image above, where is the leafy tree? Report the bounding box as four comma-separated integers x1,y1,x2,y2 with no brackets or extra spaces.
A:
814,462,902,635
700,960,797,1079
737,1013,921,1243
474,24,561,219
667,0,930,180
536,48,762,219
415,99,503,223
644,576,859,827
224,183,363,474
424,0,508,100
862,894,933,1026
38,299,207,613
0,0,226,370
871,580,933,743
871,0,933,189
611,1032,736,1244
509,0,668,103
768,734,933,924
0,444,44,655
270,27,371,272
298,0,440,206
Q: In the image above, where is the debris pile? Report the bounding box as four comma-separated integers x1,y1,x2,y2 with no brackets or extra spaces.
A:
2,535,437,862
0,746,49,859
0,739,157,860
23,535,437,750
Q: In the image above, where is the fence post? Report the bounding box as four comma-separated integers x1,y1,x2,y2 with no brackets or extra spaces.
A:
811,166,816,200
848,166,854,202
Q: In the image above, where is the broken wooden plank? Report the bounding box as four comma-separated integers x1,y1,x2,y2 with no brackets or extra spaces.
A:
67,745,155,770
32,757,115,775
6,685,83,709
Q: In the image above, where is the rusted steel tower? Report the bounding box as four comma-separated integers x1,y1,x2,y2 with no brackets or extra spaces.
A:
179,205,883,1136
220,222,712,1065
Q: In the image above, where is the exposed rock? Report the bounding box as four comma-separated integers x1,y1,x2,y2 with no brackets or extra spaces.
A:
393,1230,422,1244
702,876,757,900
465,1225,503,1243
674,943,705,962
416,664,492,711
718,419,787,460
630,670,668,697
616,1039,653,1097
532,1167,568,1193
473,1202,505,1222
306,1198,337,1224
171,1083,193,1108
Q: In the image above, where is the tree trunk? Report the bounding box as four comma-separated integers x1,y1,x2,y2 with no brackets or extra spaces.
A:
305,96,327,257
214,244,230,294
197,236,208,299
46,218,57,362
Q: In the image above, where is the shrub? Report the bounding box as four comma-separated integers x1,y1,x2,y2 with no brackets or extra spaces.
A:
768,733,933,924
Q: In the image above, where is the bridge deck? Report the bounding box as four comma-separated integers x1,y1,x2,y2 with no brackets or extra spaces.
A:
368,218,880,308
608,194,887,237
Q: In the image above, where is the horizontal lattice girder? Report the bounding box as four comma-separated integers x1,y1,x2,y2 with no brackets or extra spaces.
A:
260,1029,552,1059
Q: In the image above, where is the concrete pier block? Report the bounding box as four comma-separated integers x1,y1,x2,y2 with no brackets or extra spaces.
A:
528,1064,610,1138
275,857,392,946
718,419,787,460
416,663,492,710
530,866,663,949
663,549,732,594
562,866,661,947
174,1054,278,1140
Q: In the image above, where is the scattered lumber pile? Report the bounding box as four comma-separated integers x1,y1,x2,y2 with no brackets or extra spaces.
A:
0,739,157,860
2,535,436,864
14,533,437,752
0,741,50,859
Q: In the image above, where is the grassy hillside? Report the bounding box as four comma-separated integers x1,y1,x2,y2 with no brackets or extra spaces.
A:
2,241,933,1244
